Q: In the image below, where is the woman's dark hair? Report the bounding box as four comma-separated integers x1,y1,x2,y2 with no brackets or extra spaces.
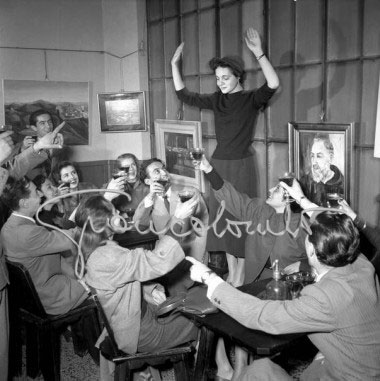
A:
1,176,31,211
209,56,247,85
51,160,77,186
308,212,359,267
74,195,114,259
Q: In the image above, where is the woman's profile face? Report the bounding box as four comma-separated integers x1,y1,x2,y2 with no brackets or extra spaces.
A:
215,66,241,94
40,178,58,201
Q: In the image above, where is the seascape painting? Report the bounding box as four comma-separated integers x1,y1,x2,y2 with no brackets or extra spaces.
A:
3,80,89,145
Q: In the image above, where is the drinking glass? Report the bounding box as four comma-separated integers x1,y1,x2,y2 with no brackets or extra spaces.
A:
123,208,135,225
178,190,195,203
285,271,315,299
190,147,204,169
156,179,169,196
288,281,303,299
112,169,125,180
278,172,295,202
326,193,342,209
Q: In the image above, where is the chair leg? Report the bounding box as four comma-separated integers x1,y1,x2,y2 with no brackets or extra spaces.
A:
114,362,133,381
39,327,61,381
8,316,23,377
26,324,41,378
193,326,216,381
173,353,192,381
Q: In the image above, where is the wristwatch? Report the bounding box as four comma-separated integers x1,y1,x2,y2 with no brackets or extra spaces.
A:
201,270,214,284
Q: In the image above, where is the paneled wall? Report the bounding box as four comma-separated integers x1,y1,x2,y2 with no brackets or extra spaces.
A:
146,0,380,225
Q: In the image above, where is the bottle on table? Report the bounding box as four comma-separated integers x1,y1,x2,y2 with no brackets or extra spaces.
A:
265,259,290,300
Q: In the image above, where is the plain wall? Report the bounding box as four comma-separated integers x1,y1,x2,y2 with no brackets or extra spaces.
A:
0,0,151,162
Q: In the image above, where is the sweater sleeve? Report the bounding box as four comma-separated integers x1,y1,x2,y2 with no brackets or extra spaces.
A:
253,82,277,109
213,180,262,222
204,168,224,190
176,88,215,110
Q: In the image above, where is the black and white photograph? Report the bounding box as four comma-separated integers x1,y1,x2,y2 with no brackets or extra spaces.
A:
0,2,379,381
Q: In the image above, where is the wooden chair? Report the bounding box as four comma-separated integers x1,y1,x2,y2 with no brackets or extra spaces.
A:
359,232,380,277
6,260,101,381
86,284,195,381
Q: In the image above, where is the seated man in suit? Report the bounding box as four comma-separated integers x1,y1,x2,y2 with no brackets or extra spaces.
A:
135,158,209,295
135,158,208,263
104,153,149,218
186,189,380,380
0,126,67,377
1,176,88,315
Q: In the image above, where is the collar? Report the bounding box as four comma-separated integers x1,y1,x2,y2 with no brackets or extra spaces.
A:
12,212,36,224
315,268,330,282
158,187,172,200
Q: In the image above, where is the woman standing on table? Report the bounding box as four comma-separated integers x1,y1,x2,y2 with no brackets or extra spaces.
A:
171,27,279,286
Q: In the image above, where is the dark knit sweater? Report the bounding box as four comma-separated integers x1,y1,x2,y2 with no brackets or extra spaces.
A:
176,83,276,160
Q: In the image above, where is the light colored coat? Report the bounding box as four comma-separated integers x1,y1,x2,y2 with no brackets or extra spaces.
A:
1,214,87,314
134,185,208,262
84,236,184,354
210,255,380,380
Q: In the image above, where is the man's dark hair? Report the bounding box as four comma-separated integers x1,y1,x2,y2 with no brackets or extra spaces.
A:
309,211,359,267
140,158,165,182
1,177,31,211
51,160,77,186
29,109,52,126
33,174,48,191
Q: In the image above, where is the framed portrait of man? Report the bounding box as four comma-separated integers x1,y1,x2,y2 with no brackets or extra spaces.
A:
288,122,355,207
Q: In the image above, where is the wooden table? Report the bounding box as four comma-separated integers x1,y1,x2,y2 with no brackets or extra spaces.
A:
188,279,306,381
114,228,158,250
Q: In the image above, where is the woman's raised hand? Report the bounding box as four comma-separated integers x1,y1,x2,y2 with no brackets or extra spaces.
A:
245,27,263,56
171,42,184,66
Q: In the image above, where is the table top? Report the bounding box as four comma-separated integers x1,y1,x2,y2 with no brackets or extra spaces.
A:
187,279,305,356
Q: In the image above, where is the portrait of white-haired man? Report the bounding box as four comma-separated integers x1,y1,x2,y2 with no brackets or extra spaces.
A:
300,133,344,207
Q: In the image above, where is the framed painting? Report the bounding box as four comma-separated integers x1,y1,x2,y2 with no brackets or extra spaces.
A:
98,91,146,132
288,122,355,207
155,119,205,192
3,79,89,145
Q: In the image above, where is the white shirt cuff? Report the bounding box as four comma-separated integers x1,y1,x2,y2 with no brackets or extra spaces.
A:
144,195,154,208
206,275,224,299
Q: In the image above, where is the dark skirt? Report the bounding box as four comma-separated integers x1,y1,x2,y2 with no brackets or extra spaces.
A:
206,155,257,257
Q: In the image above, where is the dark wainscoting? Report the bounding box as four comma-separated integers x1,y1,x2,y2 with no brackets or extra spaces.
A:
76,160,116,188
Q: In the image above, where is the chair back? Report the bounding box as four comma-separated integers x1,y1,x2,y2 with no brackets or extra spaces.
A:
359,232,380,278
6,260,47,318
86,285,120,356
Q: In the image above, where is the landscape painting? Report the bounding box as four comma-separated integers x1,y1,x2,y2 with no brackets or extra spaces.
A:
3,80,89,145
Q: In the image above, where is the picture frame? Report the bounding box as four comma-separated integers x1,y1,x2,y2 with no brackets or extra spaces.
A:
288,122,355,207
155,119,205,192
98,91,146,132
3,79,89,145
